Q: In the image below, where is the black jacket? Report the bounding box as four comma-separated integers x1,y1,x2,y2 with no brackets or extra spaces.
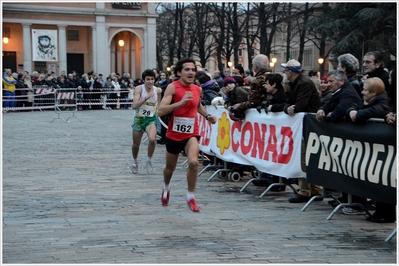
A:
346,92,391,122
269,88,287,112
319,82,361,122
368,67,390,91
284,74,321,113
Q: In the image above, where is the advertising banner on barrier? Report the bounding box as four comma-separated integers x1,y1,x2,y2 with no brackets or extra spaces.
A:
303,114,397,204
198,106,306,178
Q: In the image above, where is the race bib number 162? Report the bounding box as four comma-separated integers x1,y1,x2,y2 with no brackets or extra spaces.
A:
172,116,195,133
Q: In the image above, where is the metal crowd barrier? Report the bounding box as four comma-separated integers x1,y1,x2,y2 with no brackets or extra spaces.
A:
2,87,133,122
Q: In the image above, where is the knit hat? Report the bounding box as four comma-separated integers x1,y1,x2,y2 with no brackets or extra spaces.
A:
232,75,244,85
280,59,302,73
223,77,236,87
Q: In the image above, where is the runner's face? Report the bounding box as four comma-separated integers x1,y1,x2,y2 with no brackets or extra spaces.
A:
178,63,196,85
144,76,155,88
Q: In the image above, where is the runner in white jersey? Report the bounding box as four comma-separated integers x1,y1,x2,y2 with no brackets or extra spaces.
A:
131,69,162,175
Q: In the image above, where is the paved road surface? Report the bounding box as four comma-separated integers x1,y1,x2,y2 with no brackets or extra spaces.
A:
2,109,396,264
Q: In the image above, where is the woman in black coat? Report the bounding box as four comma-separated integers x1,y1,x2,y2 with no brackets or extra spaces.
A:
347,77,395,223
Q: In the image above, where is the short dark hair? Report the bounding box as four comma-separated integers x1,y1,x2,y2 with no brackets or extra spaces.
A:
235,65,245,75
365,51,384,67
265,73,284,89
174,58,196,76
142,69,155,80
308,70,317,77
195,71,210,84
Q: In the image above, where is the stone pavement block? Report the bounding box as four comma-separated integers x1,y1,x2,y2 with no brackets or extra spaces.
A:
2,110,396,264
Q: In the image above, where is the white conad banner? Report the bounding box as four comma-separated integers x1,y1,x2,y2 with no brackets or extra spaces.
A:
198,106,306,178
32,29,58,61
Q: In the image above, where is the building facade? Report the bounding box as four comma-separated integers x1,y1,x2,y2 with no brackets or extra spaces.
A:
2,2,158,78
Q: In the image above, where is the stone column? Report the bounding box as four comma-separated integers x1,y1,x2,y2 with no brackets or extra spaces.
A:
58,25,67,76
146,17,157,69
22,23,32,73
94,16,109,75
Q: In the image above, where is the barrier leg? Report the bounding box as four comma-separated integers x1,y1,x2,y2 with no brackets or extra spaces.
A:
199,153,220,177
326,194,372,220
301,186,330,211
207,160,231,182
240,170,260,192
66,111,82,122
51,103,68,123
385,228,396,242
259,177,297,198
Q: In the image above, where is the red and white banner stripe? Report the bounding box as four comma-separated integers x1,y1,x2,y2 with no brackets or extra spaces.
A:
57,92,75,100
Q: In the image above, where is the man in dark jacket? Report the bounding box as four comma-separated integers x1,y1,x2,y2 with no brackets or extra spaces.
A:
316,70,361,122
363,51,389,91
281,59,322,203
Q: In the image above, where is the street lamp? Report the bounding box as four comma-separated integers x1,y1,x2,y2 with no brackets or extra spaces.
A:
318,58,324,65
118,39,124,47
3,27,10,44
271,57,277,64
270,62,275,72
166,66,171,73
227,61,233,68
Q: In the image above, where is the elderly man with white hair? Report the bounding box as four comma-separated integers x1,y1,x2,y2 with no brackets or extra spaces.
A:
234,54,272,115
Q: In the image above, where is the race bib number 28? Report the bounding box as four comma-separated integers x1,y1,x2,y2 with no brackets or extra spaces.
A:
137,105,155,117
172,116,195,133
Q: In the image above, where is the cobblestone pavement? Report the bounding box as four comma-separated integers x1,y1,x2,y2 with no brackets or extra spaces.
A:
2,109,397,264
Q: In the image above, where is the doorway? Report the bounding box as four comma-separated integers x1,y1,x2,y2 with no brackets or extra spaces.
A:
2,51,17,73
67,53,84,77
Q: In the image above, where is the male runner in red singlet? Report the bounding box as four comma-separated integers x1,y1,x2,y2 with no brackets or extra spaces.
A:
158,58,217,212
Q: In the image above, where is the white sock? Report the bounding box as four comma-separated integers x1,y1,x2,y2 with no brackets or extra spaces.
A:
164,183,171,191
147,157,151,162
133,159,138,164
187,192,195,200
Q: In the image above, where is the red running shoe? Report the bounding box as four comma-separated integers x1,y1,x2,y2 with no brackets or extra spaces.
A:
161,189,170,206
187,198,200,212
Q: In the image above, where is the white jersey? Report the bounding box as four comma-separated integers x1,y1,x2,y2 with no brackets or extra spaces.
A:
134,84,158,117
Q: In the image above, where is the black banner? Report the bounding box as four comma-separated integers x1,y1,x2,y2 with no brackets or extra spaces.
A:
111,2,141,9
303,114,396,204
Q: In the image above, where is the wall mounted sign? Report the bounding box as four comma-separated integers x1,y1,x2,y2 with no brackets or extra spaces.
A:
111,2,141,9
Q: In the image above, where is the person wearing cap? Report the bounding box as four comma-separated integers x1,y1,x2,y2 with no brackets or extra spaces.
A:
281,59,323,203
